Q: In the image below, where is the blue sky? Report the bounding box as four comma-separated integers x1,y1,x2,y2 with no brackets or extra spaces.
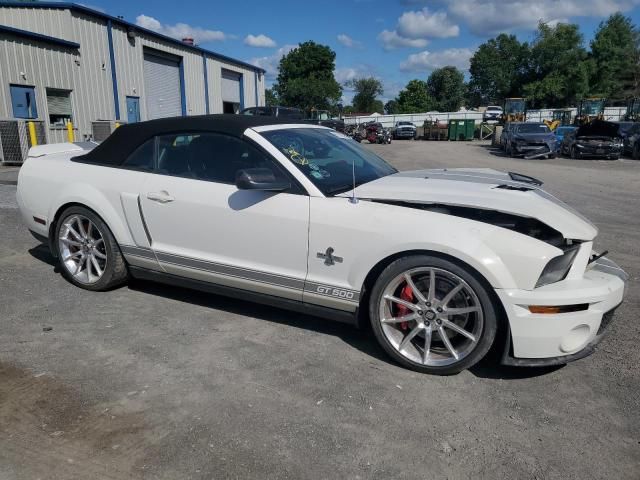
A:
81,0,640,103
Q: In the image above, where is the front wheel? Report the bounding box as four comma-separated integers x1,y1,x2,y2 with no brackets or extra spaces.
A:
55,206,128,291
570,146,580,159
369,255,497,375
633,143,640,160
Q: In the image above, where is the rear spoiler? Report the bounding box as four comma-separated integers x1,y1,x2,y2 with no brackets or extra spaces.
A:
28,141,98,158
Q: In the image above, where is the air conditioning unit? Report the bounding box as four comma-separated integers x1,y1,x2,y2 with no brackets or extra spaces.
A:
0,119,46,165
91,120,125,142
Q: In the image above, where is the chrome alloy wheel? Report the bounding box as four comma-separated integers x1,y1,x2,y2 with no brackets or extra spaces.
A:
378,267,484,367
58,214,107,284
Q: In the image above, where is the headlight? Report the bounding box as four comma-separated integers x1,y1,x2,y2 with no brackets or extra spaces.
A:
536,246,580,287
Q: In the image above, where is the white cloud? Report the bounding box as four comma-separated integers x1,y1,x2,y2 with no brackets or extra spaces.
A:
442,0,640,35
249,44,297,80
244,34,276,48
400,48,474,72
378,30,429,50
135,14,227,43
397,8,459,39
337,34,362,48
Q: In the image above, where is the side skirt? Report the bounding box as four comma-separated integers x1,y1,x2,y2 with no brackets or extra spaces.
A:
128,266,359,326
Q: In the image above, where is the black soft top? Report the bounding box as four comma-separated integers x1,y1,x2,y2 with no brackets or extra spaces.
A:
75,114,298,166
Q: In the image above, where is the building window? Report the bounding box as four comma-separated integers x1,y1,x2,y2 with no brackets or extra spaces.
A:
46,89,73,127
10,85,38,119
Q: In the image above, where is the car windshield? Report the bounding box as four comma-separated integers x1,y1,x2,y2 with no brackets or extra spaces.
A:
517,123,550,133
398,122,413,125
615,122,634,134
261,128,397,196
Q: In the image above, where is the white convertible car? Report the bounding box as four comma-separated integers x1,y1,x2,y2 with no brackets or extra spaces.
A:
17,115,627,374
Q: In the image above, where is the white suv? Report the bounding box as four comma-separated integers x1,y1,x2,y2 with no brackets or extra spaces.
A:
483,106,503,122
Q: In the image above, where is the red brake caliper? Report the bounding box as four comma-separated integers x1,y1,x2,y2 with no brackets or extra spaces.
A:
395,283,414,331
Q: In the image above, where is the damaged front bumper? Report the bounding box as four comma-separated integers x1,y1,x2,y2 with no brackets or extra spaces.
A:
496,257,628,367
515,142,556,159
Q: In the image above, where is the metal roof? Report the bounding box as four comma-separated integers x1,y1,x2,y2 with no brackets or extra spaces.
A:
0,1,265,73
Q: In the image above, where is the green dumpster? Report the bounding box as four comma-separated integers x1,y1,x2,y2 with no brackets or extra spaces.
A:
448,119,475,141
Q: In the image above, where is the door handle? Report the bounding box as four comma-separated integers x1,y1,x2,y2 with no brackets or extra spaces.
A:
146,191,175,203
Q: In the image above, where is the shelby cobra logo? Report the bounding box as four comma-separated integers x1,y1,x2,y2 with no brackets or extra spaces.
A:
315,285,355,300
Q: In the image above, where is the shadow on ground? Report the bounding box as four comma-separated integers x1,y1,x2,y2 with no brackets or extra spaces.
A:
29,242,563,381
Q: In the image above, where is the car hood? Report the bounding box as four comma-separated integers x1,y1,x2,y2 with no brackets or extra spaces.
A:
576,120,619,139
338,168,597,240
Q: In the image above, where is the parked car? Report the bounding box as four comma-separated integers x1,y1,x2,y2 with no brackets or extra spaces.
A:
498,122,521,150
392,121,417,140
17,115,627,374
553,126,578,150
612,121,640,156
560,120,624,160
503,122,557,159
483,105,503,123
241,106,304,119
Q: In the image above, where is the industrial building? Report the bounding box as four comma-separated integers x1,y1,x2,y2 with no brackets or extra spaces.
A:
0,2,265,163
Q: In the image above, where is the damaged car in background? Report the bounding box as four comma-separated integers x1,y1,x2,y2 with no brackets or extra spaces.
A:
504,122,558,159
560,120,623,160
16,115,627,375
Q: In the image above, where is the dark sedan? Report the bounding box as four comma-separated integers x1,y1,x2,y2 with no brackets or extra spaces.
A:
504,123,557,159
560,120,623,159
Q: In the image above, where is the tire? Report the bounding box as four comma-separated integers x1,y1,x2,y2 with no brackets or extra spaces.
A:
570,146,580,159
369,255,498,375
633,143,640,160
507,143,516,157
54,206,128,291
548,153,556,159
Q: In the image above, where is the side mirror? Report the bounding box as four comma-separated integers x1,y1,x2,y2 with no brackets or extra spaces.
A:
235,168,290,192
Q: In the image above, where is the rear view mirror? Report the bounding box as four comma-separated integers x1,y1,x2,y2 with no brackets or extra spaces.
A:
235,168,290,192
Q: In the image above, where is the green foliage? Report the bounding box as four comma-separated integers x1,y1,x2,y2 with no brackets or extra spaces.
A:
427,67,466,111
265,88,278,107
468,17,640,108
384,99,399,114
395,80,433,113
370,99,385,114
590,13,640,99
523,22,590,108
273,41,342,111
467,34,529,107
348,77,384,113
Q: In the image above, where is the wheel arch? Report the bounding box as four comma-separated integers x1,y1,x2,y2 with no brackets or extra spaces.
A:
356,249,509,340
48,200,129,258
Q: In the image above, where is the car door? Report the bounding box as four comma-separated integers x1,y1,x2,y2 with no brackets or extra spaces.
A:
138,132,310,302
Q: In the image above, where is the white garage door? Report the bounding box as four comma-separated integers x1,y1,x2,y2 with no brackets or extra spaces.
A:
221,70,242,104
144,52,183,119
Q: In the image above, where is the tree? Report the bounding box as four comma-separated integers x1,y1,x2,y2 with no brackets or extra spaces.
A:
467,34,529,106
265,88,278,107
523,22,591,108
347,77,384,113
273,41,342,111
384,99,399,114
590,13,640,99
395,80,433,113
427,66,466,111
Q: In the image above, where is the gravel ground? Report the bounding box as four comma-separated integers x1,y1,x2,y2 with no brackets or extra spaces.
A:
0,140,638,479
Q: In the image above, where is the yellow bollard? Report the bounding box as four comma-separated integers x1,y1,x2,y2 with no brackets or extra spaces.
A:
66,121,74,143
27,121,38,147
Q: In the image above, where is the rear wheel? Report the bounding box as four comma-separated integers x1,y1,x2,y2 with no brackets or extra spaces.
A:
369,255,497,375
633,143,640,160
55,206,128,291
